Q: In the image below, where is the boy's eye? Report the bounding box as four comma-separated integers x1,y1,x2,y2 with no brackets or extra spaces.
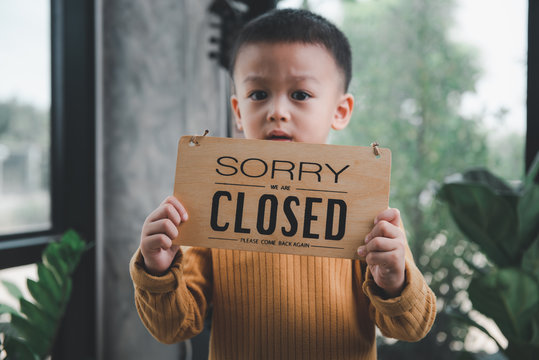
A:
291,91,310,101
248,91,268,101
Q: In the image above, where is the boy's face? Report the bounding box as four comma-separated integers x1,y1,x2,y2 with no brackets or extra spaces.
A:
231,42,354,144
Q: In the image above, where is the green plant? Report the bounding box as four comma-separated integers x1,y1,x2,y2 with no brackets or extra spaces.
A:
0,230,90,359
438,153,539,359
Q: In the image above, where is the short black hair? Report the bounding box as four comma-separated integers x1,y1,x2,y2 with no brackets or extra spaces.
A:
229,8,352,92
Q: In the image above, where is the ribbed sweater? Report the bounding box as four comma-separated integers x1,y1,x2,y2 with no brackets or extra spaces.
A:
130,242,436,359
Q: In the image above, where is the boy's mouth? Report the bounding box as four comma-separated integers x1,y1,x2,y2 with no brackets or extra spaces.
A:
266,130,292,141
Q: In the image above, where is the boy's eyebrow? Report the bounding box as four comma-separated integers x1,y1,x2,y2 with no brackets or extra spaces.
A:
242,75,264,84
242,74,320,84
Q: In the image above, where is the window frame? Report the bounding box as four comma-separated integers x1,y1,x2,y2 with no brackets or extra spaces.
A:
527,0,539,175
0,0,96,358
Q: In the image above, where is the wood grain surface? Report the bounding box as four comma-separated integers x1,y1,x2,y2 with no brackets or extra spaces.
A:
173,136,391,259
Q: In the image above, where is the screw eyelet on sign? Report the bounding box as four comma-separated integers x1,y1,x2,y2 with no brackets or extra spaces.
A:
371,142,380,158
190,129,210,146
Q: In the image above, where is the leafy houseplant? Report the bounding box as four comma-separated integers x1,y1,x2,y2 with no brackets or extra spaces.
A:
438,154,539,359
0,230,90,359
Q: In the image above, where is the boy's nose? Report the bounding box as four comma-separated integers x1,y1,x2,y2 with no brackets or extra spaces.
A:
266,96,290,122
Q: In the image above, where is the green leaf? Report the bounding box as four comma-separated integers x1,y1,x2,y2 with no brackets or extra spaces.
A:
37,263,62,303
62,229,85,253
43,243,69,281
1,280,23,300
468,269,539,341
522,239,539,281
0,321,13,338
57,243,74,259
26,280,60,321
517,183,539,252
460,168,515,195
19,299,55,336
468,274,516,339
10,314,49,357
62,229,80,246
3,335,38,360
60,230,87,273
438,181,519,266
0,304,19,316
496,269,539,340
531,315,539,347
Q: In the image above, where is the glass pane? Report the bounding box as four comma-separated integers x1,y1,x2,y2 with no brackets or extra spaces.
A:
0,0,51,235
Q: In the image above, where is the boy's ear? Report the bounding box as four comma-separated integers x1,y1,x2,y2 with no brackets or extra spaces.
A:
230,95,243,131
331,93,354,130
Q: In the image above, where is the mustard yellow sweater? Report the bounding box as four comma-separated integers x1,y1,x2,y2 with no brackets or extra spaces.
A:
130,243,436,360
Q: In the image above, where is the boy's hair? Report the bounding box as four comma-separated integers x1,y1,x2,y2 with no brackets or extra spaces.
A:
229,8,352,92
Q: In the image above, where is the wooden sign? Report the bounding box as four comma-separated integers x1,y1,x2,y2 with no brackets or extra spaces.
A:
173,136,391,259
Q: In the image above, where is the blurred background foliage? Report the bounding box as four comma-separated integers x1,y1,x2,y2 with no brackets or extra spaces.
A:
0,100,50,233
320,0,525,358
0,99,49,148
438,156,539,360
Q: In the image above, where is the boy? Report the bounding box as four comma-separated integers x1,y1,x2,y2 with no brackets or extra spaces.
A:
130,8,436,359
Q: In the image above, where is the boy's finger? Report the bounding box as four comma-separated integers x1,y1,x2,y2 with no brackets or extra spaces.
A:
365,236,401,254
358,236,401,257
147,203,182,225
161,195,189,222
145,219,179,240
365,220,402,243
365,249,401,268
144,234,173,251
374,208,400,227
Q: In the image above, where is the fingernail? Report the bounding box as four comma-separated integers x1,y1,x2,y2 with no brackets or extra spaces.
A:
358,246,366,256
364,234,370,243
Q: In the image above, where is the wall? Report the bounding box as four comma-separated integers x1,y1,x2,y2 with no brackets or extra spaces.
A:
99,1,228,358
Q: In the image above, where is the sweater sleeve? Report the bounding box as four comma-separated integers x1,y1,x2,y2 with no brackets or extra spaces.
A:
358,241,437,342
129,246,213,344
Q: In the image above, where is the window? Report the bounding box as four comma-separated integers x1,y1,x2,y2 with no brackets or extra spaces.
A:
0,0,96,264
0,0,96,358
0,1,52,315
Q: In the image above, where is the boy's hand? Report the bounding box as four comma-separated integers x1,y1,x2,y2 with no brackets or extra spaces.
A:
140,196,188,276
357,208,406,298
